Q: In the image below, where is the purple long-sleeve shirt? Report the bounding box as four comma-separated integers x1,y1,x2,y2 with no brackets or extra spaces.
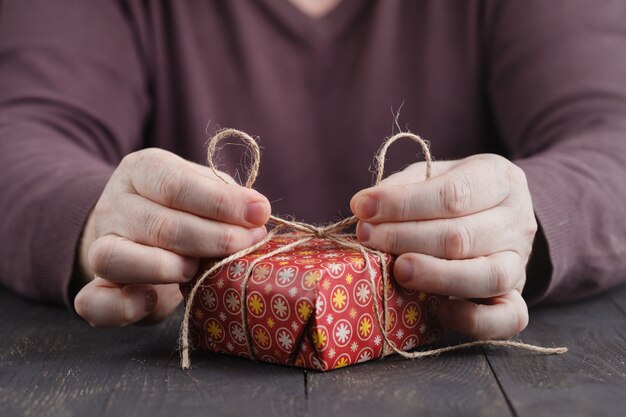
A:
1,0,626,308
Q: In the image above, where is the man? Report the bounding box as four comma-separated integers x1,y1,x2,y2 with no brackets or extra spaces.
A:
1,0,625,341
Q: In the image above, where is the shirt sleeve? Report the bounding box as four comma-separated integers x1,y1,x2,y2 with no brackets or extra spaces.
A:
484,0,626,304
0,0,149,306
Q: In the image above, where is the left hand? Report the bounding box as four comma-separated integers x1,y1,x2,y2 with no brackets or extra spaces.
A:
350,154,537,340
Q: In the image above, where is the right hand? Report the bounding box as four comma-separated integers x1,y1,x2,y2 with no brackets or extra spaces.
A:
74,148,271,327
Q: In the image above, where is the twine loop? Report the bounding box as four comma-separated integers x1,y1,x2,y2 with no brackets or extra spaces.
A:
179,128,567,369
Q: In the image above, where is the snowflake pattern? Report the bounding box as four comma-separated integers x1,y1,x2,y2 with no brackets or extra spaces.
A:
277,330,294,351
355,283,371,304
335,322,351,344
277,267,296,284
188,234,443,371
273,297,288,318
229,261,246,278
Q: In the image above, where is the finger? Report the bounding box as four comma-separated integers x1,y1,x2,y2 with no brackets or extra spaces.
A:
112,193,268,257
380,160,458,186
135,284,183,326
125,149,271,227
393,251,525,298
357,206,524,259
88,234,199,285
351,155,512,222
74,278,159,327
436,290,529,339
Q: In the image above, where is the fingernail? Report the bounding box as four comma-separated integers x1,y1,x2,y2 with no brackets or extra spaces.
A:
251,227,267,242
394,257,414,283
144,290,158,312
245,201,269,225
183,258,198,280
355,195,378,220
357,221,372,242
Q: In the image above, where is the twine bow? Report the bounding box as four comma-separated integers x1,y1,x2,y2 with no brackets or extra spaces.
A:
180,128,567,369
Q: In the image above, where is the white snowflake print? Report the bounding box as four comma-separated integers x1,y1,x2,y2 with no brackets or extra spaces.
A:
315,297,325,315
226,342,234,352
229,261,246,278
288,287,298,298
291,321,299,332
358,350,372,363
396,296,404,306
328,347,336,359
373,335,382,346
225,292,240,312
321,252,342,259
395,329,405,339
350,342,359,352
273,256,292,261
326,314,334,325
335,322,351,344
277,267,296,284
231,324,246,343
277,330,294,350
216,278,225,289
419,323,427,334
273,298,288,318
219,312,227,321
402,338,417,351
325,263,343,274
304,265,314,269
355,283,371,303
202,289,216,309
300,342,308,352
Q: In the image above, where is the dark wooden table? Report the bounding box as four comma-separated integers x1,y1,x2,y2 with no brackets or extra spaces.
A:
1,285,625,417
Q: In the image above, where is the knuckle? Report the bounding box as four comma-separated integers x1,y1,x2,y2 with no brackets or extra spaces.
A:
488,260,512,295
399,188,414,220
217,226,237,255
211,190,230,220
88,238,115,278
144,210,180,249
155,165,187,207
383,227,401,254
443,223,472,259
441,174,473,216
507,162,528,186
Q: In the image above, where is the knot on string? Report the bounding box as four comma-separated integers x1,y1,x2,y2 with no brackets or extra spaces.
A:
179,128,567,370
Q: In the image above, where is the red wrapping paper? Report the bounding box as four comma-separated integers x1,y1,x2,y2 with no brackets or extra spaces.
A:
182,233,444,371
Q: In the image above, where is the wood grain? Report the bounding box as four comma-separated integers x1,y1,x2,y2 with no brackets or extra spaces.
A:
305,333,513,417
0,289,305,417
484,286,626,417
1,285,625,417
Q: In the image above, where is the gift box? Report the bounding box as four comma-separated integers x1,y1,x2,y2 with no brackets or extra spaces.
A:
181,233,444,371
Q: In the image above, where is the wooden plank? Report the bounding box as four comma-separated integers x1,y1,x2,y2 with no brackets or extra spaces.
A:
306,332,513,417
0,288,305,417
484,290,626,417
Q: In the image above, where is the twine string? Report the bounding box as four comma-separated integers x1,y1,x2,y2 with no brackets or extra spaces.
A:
179,128,567,370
